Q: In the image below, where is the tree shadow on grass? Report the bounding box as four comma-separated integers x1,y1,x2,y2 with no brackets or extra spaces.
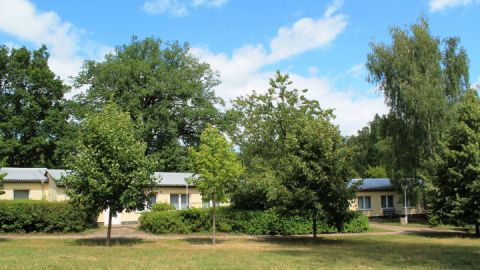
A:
404,230,478,239
72,237,151,246
182,237,227,245
253,235,480,270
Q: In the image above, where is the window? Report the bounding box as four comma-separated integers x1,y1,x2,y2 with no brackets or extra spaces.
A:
381,195,394,208
146,193,157,209
170,194,189,210
14,190,29,200
357,196,371,210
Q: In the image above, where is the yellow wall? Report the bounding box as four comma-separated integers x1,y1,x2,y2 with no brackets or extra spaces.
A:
351,190,424,217
0,182,46,200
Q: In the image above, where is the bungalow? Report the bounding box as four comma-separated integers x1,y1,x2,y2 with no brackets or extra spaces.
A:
349,178,424,217
0,167,208,225
1,168,424,224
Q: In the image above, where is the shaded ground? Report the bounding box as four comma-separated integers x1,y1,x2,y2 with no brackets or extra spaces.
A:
0,222,471,241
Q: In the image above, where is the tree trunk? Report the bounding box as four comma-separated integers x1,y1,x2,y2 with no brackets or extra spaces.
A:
107,209,113,247
476,223,479,238
212,194,216,245
312,208,317,238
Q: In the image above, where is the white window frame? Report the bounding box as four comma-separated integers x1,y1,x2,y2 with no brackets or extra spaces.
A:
170,194,190,210
357,196,372,210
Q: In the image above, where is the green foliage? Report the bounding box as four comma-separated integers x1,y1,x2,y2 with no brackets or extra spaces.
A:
64,103,157,223
0,172,5,195
138,210,189,234
227,72,356,232
151,202,175,212
0,45,76,168
75,37,222,171
366,17,469,184
0,200,92,233
139,207,369,235
347,114,393,178
364,165,388,178
432,90,480,235
188,124,244,203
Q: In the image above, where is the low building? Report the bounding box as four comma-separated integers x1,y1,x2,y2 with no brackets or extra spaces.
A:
350,178,424,217
0,167,209,225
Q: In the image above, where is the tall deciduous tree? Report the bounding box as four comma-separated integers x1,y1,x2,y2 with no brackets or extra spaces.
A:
433,90,480,237
227,72,356,234
0,45,74,167
64,103,156,246
366,17,469,184
188,124,243,244
75,37,222,171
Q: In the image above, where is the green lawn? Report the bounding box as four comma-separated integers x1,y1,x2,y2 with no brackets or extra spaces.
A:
0,233,479,270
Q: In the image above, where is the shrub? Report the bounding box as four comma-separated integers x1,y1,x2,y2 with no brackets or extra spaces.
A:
342,213,369,233
139,207,369,235
139,210,189,234
151,203,175,212
0,200,92,233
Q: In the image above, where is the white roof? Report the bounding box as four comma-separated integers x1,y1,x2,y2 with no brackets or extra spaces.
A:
154,172,195,186
0,167,48,182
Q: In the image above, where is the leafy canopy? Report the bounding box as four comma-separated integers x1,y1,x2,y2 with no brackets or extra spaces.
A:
188,124,243,203
64,103,157,217
432,90,480,231
366,17,469,182
75,37,222,171
0,45,75,168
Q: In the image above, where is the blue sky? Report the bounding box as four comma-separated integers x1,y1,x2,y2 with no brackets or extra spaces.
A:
0,0,479,135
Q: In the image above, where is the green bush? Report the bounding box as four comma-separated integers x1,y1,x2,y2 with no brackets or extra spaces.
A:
139,210,189,234
0,200,91,233
150,202,175,212
342,213,369,233
139,207,369,235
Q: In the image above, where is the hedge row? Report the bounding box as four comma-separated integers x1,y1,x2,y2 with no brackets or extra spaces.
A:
139,206,369,235
0,200,91,233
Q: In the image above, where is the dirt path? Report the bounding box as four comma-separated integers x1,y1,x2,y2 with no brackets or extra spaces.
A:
0,223,466,241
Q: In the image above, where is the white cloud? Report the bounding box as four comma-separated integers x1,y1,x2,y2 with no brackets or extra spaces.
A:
429,0,475,12
142,0,188,17
346,64,364,78
269,0,346,62
192,0,387,135
142,0,227,16
0,0,110,95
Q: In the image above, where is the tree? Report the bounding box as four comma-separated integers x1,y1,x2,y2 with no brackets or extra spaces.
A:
64,103,156,246
188,124,243,244
347,114,392,178
75,37,222,171
0,45,75,168
366,17,469,184
283,116,356,236
227,72,357,235
432,90,480,237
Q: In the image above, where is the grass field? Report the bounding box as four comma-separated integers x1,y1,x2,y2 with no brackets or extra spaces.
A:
371,218,470,231
1,233,479,270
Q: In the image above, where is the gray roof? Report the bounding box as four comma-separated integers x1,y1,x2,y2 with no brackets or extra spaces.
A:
154,172,195,186
47,169,70,186
0,167,48,182
47,169,70,180
350,178,394,191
